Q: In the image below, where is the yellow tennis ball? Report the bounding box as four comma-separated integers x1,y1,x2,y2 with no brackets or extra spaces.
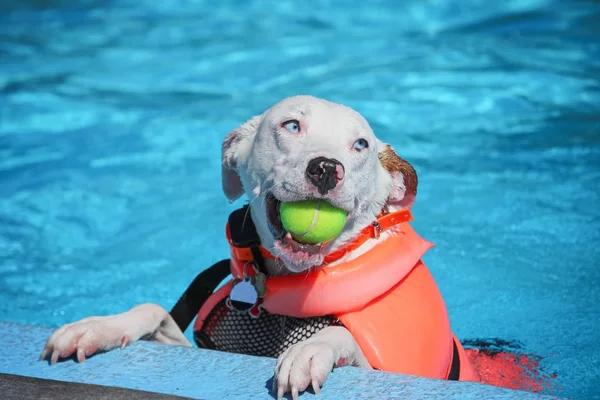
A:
279,200,347,244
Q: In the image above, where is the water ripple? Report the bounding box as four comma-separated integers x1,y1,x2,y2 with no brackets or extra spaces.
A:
1,1,599,398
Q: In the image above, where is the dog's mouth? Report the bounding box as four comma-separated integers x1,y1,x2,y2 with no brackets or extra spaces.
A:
265,194,322,257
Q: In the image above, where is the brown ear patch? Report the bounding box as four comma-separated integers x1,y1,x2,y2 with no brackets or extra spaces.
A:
222,132,241,170
378,145,418,203
221,114,263,171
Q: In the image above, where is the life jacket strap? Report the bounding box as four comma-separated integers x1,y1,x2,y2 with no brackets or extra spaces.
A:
448,338,461,380
169,205,268,331
227,205,269,274
169,258,231,333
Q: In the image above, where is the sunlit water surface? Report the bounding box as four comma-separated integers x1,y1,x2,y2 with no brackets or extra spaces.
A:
1,1,599,398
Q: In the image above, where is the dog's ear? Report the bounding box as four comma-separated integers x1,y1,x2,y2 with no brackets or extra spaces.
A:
378,143,418,209
222,115,262,201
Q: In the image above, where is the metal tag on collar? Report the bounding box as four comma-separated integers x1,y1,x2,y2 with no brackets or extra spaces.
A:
226,261,267,318
372,205,390,239
372,221,382,239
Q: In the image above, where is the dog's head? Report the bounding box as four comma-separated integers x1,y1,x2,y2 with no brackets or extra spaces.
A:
222,96,417,273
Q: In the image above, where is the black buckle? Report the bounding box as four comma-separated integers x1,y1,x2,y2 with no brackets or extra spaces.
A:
228,205,261,248
228,205,268,275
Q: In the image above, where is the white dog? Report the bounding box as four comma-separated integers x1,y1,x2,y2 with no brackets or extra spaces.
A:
41,96,418,399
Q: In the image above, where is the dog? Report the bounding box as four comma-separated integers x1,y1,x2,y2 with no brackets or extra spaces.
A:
41,96,422,400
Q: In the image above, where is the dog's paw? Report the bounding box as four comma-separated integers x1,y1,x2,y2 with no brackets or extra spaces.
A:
273,339,335,400
273,326,370,400
273,326,371,400
39,315,131,365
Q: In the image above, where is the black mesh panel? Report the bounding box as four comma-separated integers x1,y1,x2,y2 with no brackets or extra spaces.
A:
194,299,342,358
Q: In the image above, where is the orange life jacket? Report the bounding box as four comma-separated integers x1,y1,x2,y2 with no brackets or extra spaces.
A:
193,209,478,381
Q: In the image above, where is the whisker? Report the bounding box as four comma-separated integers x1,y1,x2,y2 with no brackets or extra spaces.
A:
241,181,276,228
259,181,284,206
242,204,252,228
242,180,287,228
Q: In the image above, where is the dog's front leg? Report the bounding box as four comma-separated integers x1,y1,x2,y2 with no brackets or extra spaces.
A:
273,326,371,400
40,303,191,364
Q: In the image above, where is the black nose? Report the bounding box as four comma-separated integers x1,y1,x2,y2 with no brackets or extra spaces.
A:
306,157,345,195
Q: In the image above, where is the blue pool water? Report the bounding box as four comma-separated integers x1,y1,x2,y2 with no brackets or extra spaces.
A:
1,0,599,398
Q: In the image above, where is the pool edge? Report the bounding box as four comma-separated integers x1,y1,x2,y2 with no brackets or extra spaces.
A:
0,321,568,400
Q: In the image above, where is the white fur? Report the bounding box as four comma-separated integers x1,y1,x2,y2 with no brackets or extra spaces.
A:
40,96,413,399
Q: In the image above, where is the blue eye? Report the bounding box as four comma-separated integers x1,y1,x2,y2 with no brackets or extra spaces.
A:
282,120,300,133
353,138,369,151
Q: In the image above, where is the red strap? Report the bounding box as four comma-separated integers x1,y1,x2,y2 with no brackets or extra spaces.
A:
323,209,412,263
228,208,413,265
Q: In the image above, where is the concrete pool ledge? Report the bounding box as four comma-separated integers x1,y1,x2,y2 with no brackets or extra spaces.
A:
0,322,566,400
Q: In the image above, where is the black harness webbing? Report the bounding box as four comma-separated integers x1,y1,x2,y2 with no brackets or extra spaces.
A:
169,205,264,332
448,339,461,381
226,205,268,274
169,258,231,333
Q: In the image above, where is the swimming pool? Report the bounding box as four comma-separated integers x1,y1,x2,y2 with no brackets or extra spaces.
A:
1,0,599,398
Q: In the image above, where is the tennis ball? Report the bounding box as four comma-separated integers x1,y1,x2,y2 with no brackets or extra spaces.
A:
279,200,347,244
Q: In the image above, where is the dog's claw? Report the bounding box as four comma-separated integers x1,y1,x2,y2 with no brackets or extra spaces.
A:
312,378,321,394
50,350,59,366
272,327,365,399
76,347,86,363
39,348,47,361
